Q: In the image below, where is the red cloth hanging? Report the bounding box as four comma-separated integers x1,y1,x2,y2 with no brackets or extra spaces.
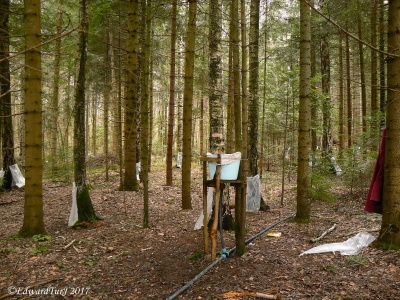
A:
365,128,386,214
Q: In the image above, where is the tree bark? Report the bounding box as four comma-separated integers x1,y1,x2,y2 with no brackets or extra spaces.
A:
378,0,400,247
296,0,311,221
208,0,223,153
370,0,379,145
181,0,197,210
0,0,15,191
338,31,345,156
166,0,177,186
103,28,111,181
50,0,63,176
20,0,46,236
357,4,367,137
123,0,140,191
248,0,260,176
320,32,331,156
345,18,352,147
379,0,386,130
73,0,98,224
140,0,151,228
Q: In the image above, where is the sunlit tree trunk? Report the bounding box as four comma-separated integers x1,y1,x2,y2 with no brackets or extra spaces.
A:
209,0,223,153
296,0,311,221
123,0,139,191
166,0,177,186
378,0,400,247
181,0,197,210
20,0,46,236
0,0,15,191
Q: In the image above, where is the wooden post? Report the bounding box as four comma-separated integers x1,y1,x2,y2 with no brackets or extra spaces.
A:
202,156,208,254
210,154,221,261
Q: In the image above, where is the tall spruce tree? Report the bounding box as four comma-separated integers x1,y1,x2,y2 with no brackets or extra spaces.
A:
296,0,312,221
0,0,15,191
73,0,98,223
378,0,400,247
20,0,46,236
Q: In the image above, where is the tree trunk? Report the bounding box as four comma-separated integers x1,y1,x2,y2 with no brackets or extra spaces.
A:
91,92,97,156
103,28,111,181
234,0,242,152
176,46,183,153
166,0,177,186
50,0,63,176
226,6,234,154
235,0,248,256
338,31,345,156
379,0,386,130
248,0,260,176
370,0,378,145
310,0,317,153
378,0,400,247
357,5,367,137
295,0,311,222
140,0,151,228
260,20,268,179
320,32,331,156
123,0,140,191
181,0,197,210
20,0,46,236
73,0,97,223
345,19,352,147
0,0,15,191
209,0,223,153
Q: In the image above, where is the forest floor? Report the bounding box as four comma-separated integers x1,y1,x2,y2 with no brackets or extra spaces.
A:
0,161,399,300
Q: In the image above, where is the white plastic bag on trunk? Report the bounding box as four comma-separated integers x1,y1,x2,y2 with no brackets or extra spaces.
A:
68,182,78,227
9,164,25,188
194,187,214,230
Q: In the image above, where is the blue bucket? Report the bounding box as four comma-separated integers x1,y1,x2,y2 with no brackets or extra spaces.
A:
208,152,241,180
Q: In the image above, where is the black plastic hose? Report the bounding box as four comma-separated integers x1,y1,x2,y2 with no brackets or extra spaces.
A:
165,214,294,300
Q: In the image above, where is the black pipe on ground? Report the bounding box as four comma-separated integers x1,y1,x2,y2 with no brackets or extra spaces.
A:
166,214,294,300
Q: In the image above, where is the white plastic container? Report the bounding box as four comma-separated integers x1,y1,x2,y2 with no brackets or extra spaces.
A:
207,152,241,180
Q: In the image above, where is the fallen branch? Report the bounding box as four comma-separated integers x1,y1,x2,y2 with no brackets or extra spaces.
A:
340,228,380,238
222,291,281,299
0,277,62,299
63,239,76,250
311,223,337,243
0,201,18,206
254,292,282,299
